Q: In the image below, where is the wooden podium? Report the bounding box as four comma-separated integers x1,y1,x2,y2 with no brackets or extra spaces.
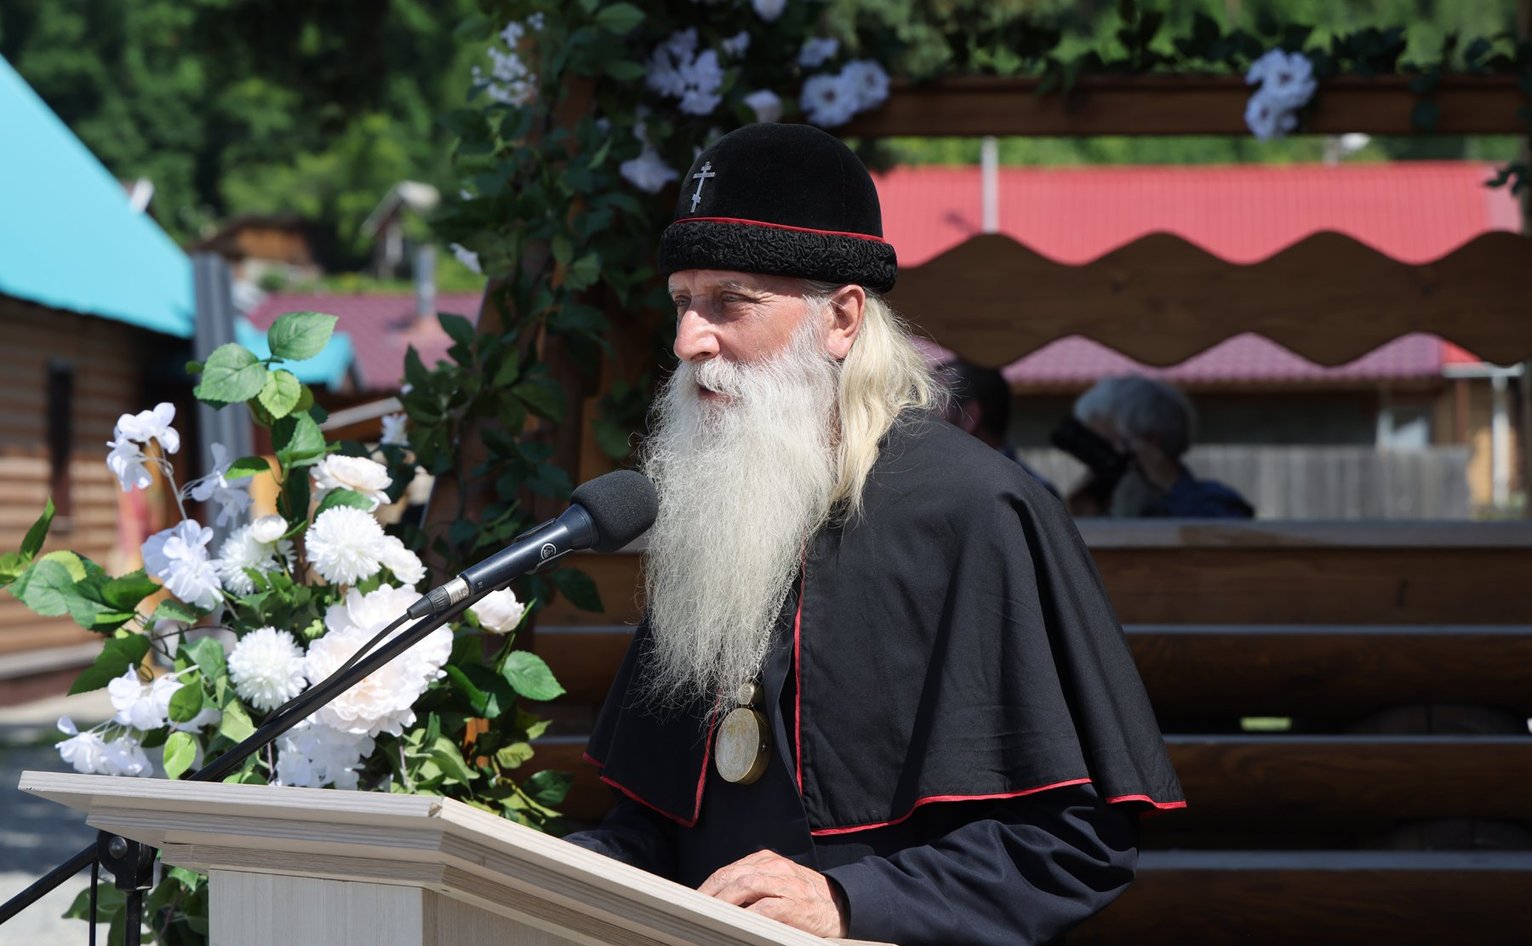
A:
20,771,890,946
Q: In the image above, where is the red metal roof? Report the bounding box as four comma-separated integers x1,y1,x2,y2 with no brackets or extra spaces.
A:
246,293,483,393
877,161,1517,382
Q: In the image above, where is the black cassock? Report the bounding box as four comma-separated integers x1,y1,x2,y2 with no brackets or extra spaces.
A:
567,413,1184,946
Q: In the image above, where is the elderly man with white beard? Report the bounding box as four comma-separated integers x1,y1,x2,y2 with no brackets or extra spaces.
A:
565,123,1183,946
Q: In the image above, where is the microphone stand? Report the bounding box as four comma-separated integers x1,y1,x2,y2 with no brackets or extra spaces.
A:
0,595,476,945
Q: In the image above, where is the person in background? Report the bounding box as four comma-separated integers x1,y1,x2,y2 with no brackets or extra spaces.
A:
940,358,1059,497
1061,374,1254,519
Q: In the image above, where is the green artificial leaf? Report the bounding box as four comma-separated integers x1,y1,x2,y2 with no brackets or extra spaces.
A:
185,360,205,376
267,311,339,361
513,376,564,420
0,552,26,586
218,698,256,742
69,634,152,694
21,497,55,558
65,878,126,921
545,566,603,613
496,742,535,769
100,570,159,610
438,312,476,350
523,768,573,807
9,558,77,617
163,731,197,779
257,369,303,419
603,59,646,81
313,488,374,518
167,867,206,892
195,344,268,404
501,651,566,701
429,736,478,784
274,413,327,468
183,636,227,682
152,599,205,625
444,665,498,718
168,678,205,723
594,2,644,34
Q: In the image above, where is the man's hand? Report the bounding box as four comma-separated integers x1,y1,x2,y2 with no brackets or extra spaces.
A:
698,849,848,937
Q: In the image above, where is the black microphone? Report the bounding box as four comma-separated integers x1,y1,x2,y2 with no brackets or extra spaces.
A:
407,469,657,619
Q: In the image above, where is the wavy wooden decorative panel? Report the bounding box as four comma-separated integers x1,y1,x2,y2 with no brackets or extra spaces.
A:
889,230,1532,368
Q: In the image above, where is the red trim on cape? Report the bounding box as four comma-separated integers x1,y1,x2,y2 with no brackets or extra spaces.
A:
676,216,890,244
807,777,1094,837
1107,793,1188,811
793,572,805,794
582,719,718,829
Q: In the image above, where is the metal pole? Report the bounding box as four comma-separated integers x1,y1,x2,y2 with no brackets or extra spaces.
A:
191,253,255,543
980,136,1000,234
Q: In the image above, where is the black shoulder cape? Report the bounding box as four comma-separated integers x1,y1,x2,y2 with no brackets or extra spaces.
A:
585,413,1184,833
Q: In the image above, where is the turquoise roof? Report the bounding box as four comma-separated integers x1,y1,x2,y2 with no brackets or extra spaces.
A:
0,55,193,337
235,317,356,390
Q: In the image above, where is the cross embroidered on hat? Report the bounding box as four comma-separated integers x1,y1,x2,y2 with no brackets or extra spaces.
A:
657,123,898,293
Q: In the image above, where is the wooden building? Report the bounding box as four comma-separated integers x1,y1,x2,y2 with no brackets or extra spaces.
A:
0,55,195,699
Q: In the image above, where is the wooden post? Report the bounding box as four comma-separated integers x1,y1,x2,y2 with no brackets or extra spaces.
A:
1519,0,1532,515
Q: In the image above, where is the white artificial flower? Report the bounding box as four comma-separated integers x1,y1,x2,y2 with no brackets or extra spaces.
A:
678,49,724,116
306,506,387,586
275,719,375,790
114,402,180,455
743,89,783,123
250,514,289,545
720,31,751,57
101,735,153,777
470,588,526,635
621,148,681,194
842,59,890,112
217,521,291,593
187,443,252,529
646,29,698,98
798,37,839,69
142,520,223,610
107,669,181,730
1246,49,1317,111
378,535,426,587
449,243,482,275
228,626,308,712
56,717,110,775
306,585,450,738
107,439,153,492
753,0,786,20
527,12,544,30
475,23,538,106
312,455,392,510
380,413,409,447
801,72,858,127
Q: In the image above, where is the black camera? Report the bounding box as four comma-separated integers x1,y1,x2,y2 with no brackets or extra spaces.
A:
1050,418,1131,501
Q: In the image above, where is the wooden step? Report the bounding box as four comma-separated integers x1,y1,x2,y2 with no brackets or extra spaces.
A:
1069,850,1532,945
532,734,1532,833
535,623,1532,722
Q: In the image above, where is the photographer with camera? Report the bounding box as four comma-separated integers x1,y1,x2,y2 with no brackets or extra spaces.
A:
1055,375,1254,519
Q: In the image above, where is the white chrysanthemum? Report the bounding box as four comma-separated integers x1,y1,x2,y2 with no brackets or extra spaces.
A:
250,514,289,545
720,31,751,57
378,536,426,587
842,59,890,111
798,37,839,69
380,413,408,447
187,443,252,529
306,506,387,585
214,524,294,595
107,439,153,491
107,669,181,730
307,585,450,738
753,0,786,21
143,520,223,610
801,72,858,128
312,455,392,510
470,588,526,635
275,719,375,790
114,402,180,454
621,148,680,194
744,89,783,123
228,627,308,712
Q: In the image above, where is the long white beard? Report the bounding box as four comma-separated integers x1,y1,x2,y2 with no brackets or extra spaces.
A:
639,321,840,711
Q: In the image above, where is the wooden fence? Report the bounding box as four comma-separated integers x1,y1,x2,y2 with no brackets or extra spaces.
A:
1015,444,1472,519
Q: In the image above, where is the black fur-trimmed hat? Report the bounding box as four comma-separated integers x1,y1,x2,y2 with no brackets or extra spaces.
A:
658,123,897,293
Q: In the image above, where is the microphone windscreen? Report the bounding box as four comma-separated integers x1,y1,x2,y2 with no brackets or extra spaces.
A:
570,470,658,552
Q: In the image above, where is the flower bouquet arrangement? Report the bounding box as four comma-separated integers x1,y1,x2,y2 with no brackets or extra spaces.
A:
4,312,571,944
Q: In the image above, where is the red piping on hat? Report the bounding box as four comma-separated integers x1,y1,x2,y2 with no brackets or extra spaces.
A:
808,777,1095,836
679,216,889,244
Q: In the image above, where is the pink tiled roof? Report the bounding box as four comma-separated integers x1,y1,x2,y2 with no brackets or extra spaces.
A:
246,293,483,393
878,162,1514,383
